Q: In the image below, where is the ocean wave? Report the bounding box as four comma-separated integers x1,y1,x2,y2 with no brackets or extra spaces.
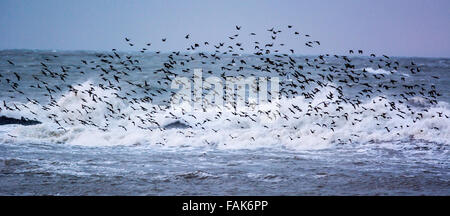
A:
363,67,392,75
0,81,448,151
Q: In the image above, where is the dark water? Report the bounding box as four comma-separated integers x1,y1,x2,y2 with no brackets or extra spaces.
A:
0,141,448,195
0,50,449,195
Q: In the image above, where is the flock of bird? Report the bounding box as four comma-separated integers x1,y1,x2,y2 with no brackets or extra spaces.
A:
0,25,447,145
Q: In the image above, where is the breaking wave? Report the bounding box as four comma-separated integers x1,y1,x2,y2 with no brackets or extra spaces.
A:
364,67,392,75
0,81,449,151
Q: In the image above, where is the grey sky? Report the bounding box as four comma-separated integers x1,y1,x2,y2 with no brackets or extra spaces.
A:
0,0,449,57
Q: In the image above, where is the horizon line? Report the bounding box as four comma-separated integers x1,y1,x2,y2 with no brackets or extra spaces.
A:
0,48,449,59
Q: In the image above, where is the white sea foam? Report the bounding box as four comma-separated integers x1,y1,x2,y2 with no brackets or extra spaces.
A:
1,81,449,151
364,67,392,75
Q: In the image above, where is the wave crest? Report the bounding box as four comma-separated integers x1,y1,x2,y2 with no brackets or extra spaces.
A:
1,81,449,150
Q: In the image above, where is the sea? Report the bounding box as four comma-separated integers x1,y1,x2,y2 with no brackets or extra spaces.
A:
0,50,448,195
